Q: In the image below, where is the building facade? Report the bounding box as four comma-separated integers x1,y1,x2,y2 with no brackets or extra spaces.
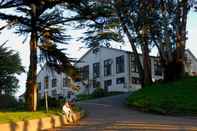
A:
75,47,164,94
37,66,73,99
37,47,197,98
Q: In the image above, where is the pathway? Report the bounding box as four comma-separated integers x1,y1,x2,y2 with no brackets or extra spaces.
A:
48,93,197,131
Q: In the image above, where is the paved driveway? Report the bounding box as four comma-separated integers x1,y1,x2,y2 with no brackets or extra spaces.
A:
49,93,197,131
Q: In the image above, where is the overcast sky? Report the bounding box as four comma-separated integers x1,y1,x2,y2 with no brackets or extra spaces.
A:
0,11,197,97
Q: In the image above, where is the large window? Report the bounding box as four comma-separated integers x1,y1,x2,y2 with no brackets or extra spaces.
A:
104,80,112,87
80,65,89,80
93,63,100,78
130,54,138,73
52,78,57,88
116,55,125,73
104,59,112,76
154,59,162,76
44,76,49,89
104,80,112,92
116,77,125,84
63,77,68,87
132,77,141,84
93,80,100,88
51,90,57,97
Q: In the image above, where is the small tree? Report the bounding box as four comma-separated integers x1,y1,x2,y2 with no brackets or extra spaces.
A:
0,43,24,96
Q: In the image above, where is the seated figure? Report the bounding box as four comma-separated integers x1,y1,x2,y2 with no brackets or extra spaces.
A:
62,102,72,119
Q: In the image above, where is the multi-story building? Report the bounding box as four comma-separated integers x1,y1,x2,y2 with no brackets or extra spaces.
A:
37,46,197,98
75,46,164,94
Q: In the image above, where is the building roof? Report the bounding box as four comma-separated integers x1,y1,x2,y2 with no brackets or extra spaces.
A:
74,46,133,65
74,46,160,65
185,49,197,62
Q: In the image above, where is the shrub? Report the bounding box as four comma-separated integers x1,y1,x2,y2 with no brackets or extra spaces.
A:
0,95,18,109
38,96,65,109
92,87,106,98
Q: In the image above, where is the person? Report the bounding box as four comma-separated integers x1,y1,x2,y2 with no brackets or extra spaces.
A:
62,102,72,119
68,92,76,107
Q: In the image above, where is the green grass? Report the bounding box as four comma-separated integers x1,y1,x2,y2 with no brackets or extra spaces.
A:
0,109,62,124
77,91,123,101
127,77,197,116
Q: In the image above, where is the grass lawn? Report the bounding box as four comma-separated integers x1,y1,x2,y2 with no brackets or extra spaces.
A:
0,109,62,124
77,91,123,101
127,77,197,116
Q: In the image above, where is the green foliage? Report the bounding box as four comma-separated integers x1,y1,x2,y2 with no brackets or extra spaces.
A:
0,44,24,95
127,77,197,116
92,87,106,98
38,97,64,109
0,0,80,111
0,95,18,109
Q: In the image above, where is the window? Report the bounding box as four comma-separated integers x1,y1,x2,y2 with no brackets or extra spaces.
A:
52,78,57,88
154,59,162,76
63,77,68,87
44,76,49,89
104,80,112,92
93,80,100,88
52,90,57,97
37,82,41,91
130,54,138,73
93,63,100,78
80,65,89,80
116,77,125,84
104,80,112,87
132,77,141,84
104,59,112,76
116,55,125,73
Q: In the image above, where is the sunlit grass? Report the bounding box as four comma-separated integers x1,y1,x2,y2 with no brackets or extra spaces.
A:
127,77,197,116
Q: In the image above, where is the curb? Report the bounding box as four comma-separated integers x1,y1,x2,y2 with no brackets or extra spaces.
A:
0,111,84,131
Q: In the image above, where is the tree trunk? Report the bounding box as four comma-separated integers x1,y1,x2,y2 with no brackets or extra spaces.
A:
175,0,188,79
142,40,152,85
115,6,144,86
26,31,38,112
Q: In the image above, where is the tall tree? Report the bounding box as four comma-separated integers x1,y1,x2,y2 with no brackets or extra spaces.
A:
65,0,146,86
150,0,191,81
0,0,77,111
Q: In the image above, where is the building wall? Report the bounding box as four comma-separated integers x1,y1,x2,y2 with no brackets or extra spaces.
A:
37,66,72,98
75,47,130,94
185,50,197,76
37,48,197,98
127,53,163,91
75,47,166,94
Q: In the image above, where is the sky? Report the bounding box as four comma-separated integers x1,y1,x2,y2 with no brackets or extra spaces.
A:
0,11,197,97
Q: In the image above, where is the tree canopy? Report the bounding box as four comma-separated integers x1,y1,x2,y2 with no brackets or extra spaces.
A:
0,43,24,96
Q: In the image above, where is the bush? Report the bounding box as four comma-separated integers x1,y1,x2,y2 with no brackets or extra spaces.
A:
92,87,106,98
38,96,65,109
0,95,18,109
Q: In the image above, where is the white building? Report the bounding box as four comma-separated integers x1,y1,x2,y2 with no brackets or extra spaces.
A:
36,46,197,98
185,49,197,76
37,65,74,99
75,46,163,94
